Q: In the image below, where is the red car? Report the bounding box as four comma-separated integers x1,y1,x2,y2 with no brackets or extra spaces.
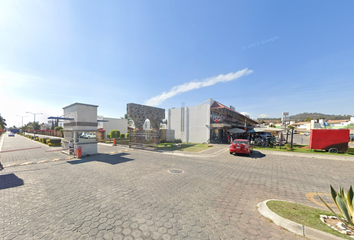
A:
229,139,253,156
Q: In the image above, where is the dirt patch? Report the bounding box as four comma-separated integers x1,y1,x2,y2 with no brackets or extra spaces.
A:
320,215,354,238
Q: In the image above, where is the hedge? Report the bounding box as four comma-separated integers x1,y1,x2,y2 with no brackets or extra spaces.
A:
46,139,62,146
120,133,125,139
110,130,120,138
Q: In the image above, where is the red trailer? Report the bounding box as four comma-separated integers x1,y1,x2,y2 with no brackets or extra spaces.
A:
309,129,350,153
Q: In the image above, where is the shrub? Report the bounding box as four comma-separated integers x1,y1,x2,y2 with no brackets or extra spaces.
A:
48,142,61,146
46,139,61,146
107,134,111,139
285,143,292,151
54,126,63,131
120,133,125,139
126,133,129,138
174,139,182,143
160,139,166,143
110,130,120,139
318,185,354,227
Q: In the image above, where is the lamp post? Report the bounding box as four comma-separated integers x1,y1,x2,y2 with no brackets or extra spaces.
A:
26,112,43,138
16,115,28,130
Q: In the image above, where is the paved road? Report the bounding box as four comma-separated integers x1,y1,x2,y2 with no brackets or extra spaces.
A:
0,134,129,167
0,134,68,167
1,137,354,239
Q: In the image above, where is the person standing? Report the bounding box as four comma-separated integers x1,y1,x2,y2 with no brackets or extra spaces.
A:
69,139,74,155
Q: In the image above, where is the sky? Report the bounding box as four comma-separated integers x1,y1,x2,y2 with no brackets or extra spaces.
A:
0,0,353,128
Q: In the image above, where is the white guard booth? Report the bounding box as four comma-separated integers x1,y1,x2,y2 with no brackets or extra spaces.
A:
62,103,98,156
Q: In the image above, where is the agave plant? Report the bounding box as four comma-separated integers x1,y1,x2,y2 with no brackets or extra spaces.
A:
318,185,354,227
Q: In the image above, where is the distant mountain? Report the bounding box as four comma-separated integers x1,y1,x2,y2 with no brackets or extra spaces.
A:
290,112,353,122
258,112,353,122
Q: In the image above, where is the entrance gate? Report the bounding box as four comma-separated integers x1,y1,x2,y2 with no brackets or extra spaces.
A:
129,129,159,151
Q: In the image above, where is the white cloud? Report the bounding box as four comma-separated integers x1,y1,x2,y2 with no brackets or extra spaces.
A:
240,112,250,117
145,68,253,106
258,114,268,118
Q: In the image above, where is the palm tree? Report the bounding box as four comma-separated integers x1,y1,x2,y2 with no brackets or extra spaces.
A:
0,116,7,129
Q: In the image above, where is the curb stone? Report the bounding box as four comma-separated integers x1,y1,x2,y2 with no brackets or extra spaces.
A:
257,199,344,240
258,149,354,162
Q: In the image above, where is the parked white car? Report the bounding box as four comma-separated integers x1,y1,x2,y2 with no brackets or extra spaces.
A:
83,133,96,139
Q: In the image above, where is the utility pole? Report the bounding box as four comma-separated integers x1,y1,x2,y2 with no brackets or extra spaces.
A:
26,112,43,138
16,115,28,129
282,112,290,143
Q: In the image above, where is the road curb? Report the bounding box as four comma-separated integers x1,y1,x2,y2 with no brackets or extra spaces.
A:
257,199,343,240
0,133,5,152
258,149,354,161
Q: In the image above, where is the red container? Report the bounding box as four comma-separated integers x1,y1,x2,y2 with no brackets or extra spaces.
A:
113,138,116,146
309,129,349,153
76,146,82,157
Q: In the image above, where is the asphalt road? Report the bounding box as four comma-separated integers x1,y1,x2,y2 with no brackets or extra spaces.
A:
1,134,354,239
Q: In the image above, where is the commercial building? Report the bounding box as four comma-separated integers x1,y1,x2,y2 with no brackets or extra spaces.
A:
167,99,258,143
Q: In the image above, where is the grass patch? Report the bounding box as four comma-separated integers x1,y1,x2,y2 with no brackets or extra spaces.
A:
253,145,354,156
267,200,352,239
158,143,212,153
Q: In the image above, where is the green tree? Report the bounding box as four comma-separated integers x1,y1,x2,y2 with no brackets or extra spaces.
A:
305,117,312,122
0,116,7,129
33,122,41,131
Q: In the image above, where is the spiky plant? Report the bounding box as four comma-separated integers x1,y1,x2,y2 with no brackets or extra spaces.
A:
318,185,354,228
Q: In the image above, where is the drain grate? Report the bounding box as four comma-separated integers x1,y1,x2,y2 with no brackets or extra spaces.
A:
168,169,183,174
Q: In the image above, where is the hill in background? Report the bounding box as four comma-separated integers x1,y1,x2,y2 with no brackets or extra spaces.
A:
258,112,353,123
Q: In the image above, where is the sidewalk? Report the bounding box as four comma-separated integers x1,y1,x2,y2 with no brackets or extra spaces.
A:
23,132,63,139
257,149,354,161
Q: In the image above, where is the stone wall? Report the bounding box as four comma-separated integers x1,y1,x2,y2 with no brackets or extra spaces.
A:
127,103,165,130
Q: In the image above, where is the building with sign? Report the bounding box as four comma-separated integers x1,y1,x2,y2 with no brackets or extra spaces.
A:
167,99,258,143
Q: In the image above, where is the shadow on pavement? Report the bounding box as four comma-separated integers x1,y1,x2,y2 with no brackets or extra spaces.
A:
233,151,266,159
250,151,266,159
0,173,24,190
67,152,133,165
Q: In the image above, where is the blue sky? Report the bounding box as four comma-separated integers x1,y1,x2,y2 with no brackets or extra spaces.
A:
1,0,353,127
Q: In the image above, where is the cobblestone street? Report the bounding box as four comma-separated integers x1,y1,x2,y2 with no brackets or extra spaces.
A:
1,134,354,239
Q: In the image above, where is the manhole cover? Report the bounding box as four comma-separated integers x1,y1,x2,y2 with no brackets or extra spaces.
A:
168,169,183,174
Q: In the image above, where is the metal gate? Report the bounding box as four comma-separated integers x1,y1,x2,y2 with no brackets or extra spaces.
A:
129,129,159,151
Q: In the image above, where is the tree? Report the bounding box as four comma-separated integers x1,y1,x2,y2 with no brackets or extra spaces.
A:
305,117,312,122
33,122,41,131
0,116,7,129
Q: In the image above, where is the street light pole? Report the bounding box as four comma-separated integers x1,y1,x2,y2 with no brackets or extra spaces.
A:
16,115,28,129
26,112,43,138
